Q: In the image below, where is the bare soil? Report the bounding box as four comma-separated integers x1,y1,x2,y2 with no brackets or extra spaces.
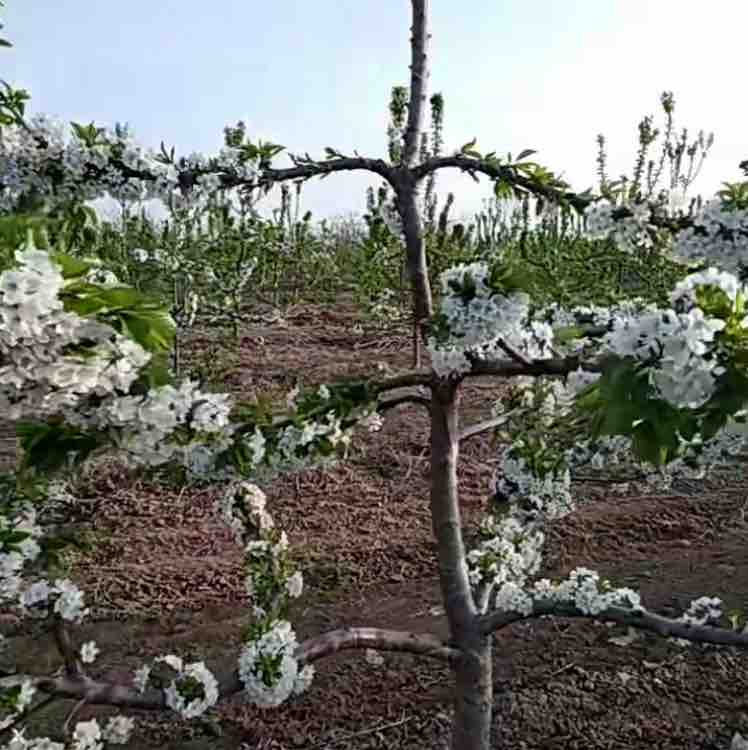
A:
3,295,748,749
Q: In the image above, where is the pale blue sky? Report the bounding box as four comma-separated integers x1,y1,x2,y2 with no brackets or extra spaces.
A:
4,1,747,223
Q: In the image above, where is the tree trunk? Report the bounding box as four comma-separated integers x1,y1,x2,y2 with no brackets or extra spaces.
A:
397,185,433,368
429,378,494,749
450,635,493,750
398,0,433,368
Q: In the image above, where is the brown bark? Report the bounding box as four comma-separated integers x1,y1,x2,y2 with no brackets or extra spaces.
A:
396,0,434,368
478,599,748,647
7,627,457,713
402,0,430,168
450,635,493,750
429,378,493,749
396,183,433,367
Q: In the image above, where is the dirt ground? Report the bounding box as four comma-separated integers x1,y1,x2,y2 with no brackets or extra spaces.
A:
3,295,748,749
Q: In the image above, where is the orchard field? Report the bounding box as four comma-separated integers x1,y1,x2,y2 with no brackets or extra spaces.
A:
4,2,748,747
2,281,747,749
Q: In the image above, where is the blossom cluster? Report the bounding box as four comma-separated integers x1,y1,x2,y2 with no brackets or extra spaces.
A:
0,115,260,214
603,305,725,408
5,716,135,749
0,246,150,419
0,242,239,477
215,481,314,705
584,200,655,253
132,654,220,719
0,239,374,485
583,197,748,275
238,620,314,708
467,513,545,605
454,209,748,636
672,200,748,273
67,378,236,476
426,262,554,377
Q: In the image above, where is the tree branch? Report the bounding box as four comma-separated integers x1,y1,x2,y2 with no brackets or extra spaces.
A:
412,155,591,211
52,617,84,679
495,338,532,367
370,370,433,394
252,157,395,191
478,599,748,649
463,353,611,379
88,155,396,197
295,626,458,665
2,627,457,712
458,414,507,443
378,394,432,413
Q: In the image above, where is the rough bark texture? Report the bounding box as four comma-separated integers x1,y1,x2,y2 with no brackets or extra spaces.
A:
395,0,434,367
0,418,18,473
396,184,433,366
429,378,493,749
429,379,474,633
451,636,493,750
402,0,430,168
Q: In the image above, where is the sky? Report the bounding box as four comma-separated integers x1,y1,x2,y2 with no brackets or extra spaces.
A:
4,1,747,225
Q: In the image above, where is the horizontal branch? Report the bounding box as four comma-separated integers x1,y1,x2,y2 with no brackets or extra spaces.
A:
378,393,432,413
463,353,611,379
295,626,458,665
6,627,457,713
413,155,700,236
76,154,396,197
370,370,434,394
458,414,506,443
248,157,395,190
478,599,748,650
411,155,591,212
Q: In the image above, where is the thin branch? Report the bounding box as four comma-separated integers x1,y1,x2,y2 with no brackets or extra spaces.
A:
370,370,433,394
464,353,611,379
3,627,458,712
254,157,395,191
378,394,432,413
87,155,396,196
63,696,88,736
412,155,590,211
478,599,748,650
495,338,532,367
52,617,83,679
413,155,699,235
295,626,458,665
458,414,506,443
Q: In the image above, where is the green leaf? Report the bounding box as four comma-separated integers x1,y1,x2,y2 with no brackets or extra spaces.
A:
553,325,586,344
460,138,477,154
516,149,537,161
494,179,513,201
139,352,174,389
119,310,175,352
16,421,103,477
52,252,94,279
630,421,670,465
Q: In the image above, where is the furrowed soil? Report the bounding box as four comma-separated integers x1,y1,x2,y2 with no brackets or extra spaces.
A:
3,294,748,749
